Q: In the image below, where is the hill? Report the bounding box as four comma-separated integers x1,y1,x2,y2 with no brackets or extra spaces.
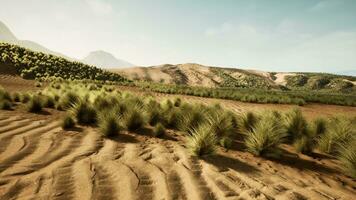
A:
112,63,356,92
0,21,133,68
0,21,71,59
0,43,129,82
82,50,134,68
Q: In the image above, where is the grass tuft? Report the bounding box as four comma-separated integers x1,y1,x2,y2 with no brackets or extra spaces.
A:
27,95,43,113
244,113,287,156
153,123,165,137
98,110,121,137
61,114,76,129
187,123,217,157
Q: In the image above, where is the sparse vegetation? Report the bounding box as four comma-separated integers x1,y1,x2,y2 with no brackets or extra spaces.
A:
70,99,97,125
153,123,165,137
98,110,121,137
61,114,76,129
27,95,43,113
244,112,287,157
187,123,217,157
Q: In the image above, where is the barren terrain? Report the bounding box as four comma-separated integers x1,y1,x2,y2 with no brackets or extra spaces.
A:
0,75,356,200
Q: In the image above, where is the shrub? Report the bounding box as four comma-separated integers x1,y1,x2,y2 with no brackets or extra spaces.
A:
70,100,97,125
337,141,356,178
244,113,287,156
0,88,11,101
173,97,182,107
177,104,206,133
207,110,234,138
98,111,121,137
318,117,355,155
122,104,146,131
187,123,217,157
57,92,80,110
219,137,233,149
284,108,308,143
238,111,257,134
61,114,76,129
43,96,55,108
0,99,12,110
153,123,165,137
294,118,327,153
20,93,31,103
27,95,43,113
12,92,21,102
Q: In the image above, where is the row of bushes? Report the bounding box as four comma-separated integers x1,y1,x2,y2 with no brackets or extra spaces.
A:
137,82,356,106
1,82,355,178
0,43,130,83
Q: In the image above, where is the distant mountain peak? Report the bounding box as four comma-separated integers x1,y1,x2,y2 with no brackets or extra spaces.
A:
82,50,134,68
0,20,17,42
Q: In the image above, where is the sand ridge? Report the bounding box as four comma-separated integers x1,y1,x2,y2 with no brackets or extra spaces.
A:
0,109,355,200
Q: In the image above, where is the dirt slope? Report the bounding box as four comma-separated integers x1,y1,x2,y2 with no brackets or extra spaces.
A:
0,109,355,200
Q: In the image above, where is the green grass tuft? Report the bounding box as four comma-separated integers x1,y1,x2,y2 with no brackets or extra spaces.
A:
187,123,217,157
244,113,287,156
153,123,166,137
61,114,76,129
27,95,43,113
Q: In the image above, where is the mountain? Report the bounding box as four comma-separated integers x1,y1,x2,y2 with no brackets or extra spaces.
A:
82,50,134,68
0,21,133,67
335,70,356,77
112,63,356,92
0,21,71,59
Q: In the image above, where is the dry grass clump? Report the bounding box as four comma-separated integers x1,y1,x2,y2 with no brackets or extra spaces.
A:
27,95,43,113
70,99,97,125
122,103,146,131
187,123,217,157
284,108,308,143
244,112,287,157
98,110,121,137
61,114,76,130
20,93,31,103
337,140,356,179
57,91,80,110
318,116,354,155
12,92,21,102
238,111,258,134
153,123,166,137
0,99,12,110
177,104,206,133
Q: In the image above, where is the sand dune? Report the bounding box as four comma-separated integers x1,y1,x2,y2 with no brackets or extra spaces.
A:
0,109,355,200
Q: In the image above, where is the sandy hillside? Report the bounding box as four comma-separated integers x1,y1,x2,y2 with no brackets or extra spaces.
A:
111,64,294,88
0,108,355,200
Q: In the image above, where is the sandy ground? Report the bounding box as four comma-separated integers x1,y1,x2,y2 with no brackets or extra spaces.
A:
0,106,355,200
0,75,356,199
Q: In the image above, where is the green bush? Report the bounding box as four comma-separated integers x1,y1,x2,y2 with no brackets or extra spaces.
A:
122,104,146,131
27,95,43,113
20,93,31,103
284,108,308,143
153,123,165,137
238,111,257,134
61,114,76,129
70,100,97,125
318,117,355,155
98,111,121,137
244,113,287,156
337,141,356,178
57,92,80,110
12,92,21,102
187,123,217,157
0,99,12,110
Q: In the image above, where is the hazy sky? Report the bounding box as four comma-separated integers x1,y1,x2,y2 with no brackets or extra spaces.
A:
1,0,356,72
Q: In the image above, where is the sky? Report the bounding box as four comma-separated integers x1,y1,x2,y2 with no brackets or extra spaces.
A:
0,0,356,72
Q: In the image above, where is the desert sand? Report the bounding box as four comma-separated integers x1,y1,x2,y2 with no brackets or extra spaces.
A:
0,76,356,200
